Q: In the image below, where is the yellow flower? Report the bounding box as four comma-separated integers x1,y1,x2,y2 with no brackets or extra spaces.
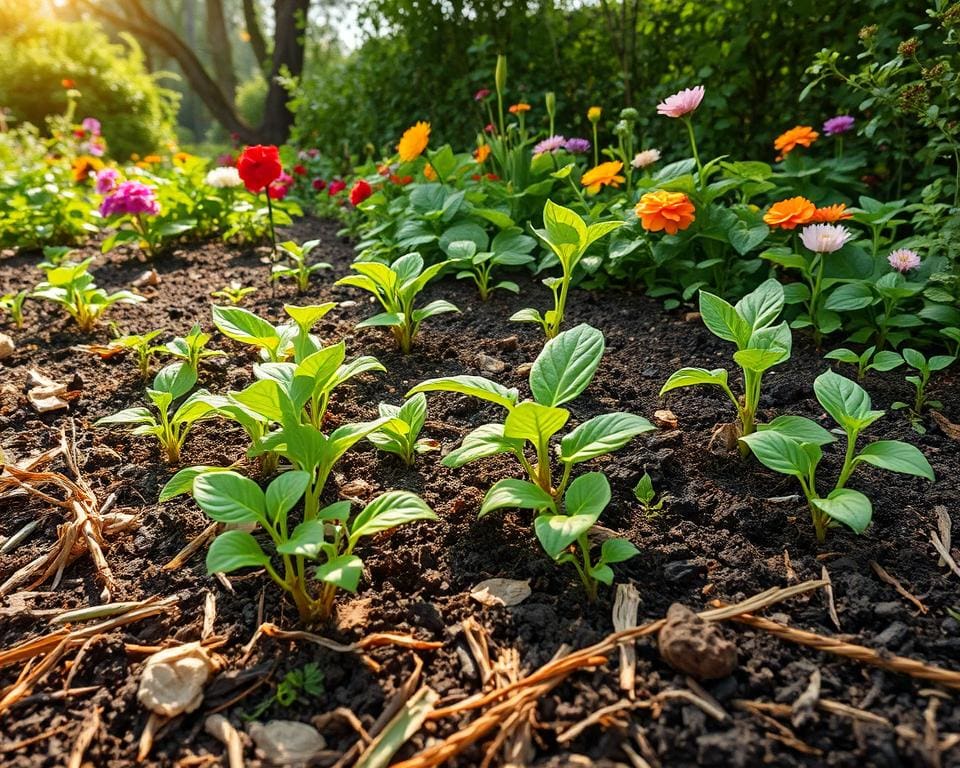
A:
172,151,194,167
587,106,602,123
580,160,624,194
474,144,491,163
71,155,103,182
398,121,431,162
423,163,437,181
508,103,531,114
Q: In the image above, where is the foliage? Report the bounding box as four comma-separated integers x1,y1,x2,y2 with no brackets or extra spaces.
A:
446,229,537,300
892,347,956,428
367,393,439,465
272,239,332,293
164,324,224,377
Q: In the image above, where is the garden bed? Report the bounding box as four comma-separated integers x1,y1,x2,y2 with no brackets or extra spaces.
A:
1,217,958,767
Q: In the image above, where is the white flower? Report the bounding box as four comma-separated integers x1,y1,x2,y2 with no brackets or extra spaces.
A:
631,149,661,169
799,224,852,254
205,166,242,189
888,248,921,272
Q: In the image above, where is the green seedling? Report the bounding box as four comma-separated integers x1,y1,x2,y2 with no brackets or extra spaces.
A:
211,282,258,305
892,348,955,432
0,290,29,328
212,303,336,362
272,239,332,293
740,369,934,542
246,662,325,720
110,327,167,378
337,252,459,353
165,323,225,375
825,345,904,382
660,279,791,452
32,258,145,333
633,471,668,516
511,199,622,338
446,230,537,300
367,393,439,465
196,470,436,621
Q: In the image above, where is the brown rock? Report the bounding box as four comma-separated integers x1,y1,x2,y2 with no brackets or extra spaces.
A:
497,335,519,352
658,603,737,680
477,353,506,374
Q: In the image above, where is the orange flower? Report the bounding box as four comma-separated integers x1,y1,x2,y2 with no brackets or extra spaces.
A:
580,160,625,194
398,121,431,162
635,190,696,235
71,155,103,182
763,197,816,229
473,144,491,163
423,163,437,181
508,103,531,114
811,203,853,222
774,126,819,158
61,78,75,89
142,154,163,165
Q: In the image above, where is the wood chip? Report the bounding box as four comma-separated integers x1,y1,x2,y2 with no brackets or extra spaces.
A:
935,507,952,569
26,369,71,413
870,560,927,614
930,411,960,441
930,533,960,581
613,583,640,699
201,592,217,641
469,578,531,607
652,410,678,429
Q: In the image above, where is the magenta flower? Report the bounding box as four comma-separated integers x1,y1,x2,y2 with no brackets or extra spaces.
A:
87,138,105,157
474,88,491,102
533,135,567,156
823,115,855,136
94,168,119,195
99,181,160,218
564,137,591,154
657,86,705,118
800,224,853,254
888,248,921,272
81,117,101,136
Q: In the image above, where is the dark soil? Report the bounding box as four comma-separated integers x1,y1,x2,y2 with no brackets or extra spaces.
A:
1,218,959,768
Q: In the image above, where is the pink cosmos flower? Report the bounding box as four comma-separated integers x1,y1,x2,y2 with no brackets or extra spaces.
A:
632,149,661,169
99,181,160,218
799,224,853,253
888,248,921,272
474,88,491,101
533,135,567,156
94,168,119,195
656,86,705,118
823,115,855,136
81,117,101,136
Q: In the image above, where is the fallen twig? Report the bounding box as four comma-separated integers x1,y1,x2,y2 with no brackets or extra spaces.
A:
870,560,927,614
613,583,640,699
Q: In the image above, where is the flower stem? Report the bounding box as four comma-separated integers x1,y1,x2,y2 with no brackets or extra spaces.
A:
684,117,703,185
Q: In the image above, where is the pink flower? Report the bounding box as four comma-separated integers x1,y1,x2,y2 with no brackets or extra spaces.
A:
81,117,101,136
87,138,105,157
99,181,160,218
474,88,491,101
656,85,706,118
888,248,921,272
823,115,855,136
268,171,294,200
94,168,119,195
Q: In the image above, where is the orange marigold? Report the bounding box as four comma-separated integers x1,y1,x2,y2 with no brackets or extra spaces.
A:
774,125,819,158
423,163,437,181
508,102,531,114
580,161,625,194
474,144,491,163
763,197,816,229
811,203,853,222
398,121,431,162
635,190,696,235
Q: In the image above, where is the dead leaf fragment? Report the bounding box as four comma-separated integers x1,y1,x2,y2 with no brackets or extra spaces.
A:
0,333,14,360
477,353,506,374
339,478,374,500
931,411,960,441
26,369,71,413
653,409,678,429
470,578,531,607
249,720,326,765
132,269,160,288
137,642,219,717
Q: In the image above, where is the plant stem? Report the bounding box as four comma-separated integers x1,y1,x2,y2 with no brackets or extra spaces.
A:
684,117,703,185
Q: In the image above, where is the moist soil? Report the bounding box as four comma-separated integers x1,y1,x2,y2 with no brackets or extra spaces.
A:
1,217,959,768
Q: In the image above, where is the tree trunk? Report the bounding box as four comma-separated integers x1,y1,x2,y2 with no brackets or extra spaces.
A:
241,0,270,70
205,0,237,101
260,0,310,145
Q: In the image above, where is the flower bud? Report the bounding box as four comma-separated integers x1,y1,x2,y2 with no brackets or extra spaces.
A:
495,55,507,96
545,91,556,119
619,107,639,122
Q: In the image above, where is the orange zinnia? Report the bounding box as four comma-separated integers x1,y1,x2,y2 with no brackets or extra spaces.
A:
635,190,696,235
580,161,625,194
508,103,531,114
474,144,491,163
774,125,819,158
763,197,816,229
811,203,853,222
398,121,431,162
423,163,437,181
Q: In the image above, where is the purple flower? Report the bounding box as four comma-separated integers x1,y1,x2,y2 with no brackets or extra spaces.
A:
99,181,160,218
888,248,921,272
533,135,567,156
94,168,119,195
823,115,855,136
564,137,591,154
81,117,101,136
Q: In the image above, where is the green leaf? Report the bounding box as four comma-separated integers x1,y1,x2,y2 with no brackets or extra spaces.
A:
868,351,904,372
265,471,310,523
758,415,835,446
560,412,654,464
823,283,875,311
699,291,750,346
357,312,403,328
659,367,728,395
408,375,519,409
734,278,784,332
813,369,883,431
599,537,639,565
510,307,545,324
564,472,610,518
350,491,436,540
739,431,814,478
479,478,556,517
153,362,197,400
212,305,280,355
158,465,230,502
824,348,860,365
541,199,587,269
733,347,788,373
854,440,934,480
442,423,524,467
411,299,459,322
811,488,873,534
315,554,363,592
277,519,327,558
503,401,570,444
206,530,270,573
95,406,155,426
530,323,605,406
193,471,266,524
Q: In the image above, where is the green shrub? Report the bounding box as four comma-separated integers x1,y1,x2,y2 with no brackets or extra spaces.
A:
0,20,179,158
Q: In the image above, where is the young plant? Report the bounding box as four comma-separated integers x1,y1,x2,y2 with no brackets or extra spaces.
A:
247,663,325,720
211,281,258,305
271,239,332,293
892,348,956,430
410,324,654,502
480,471,638,600
740,369,934,542
96,362,216,464
367,393,439,465
825,345,904,382
212,303,336,362
111,327,167,378
336,253,459,353
659,279,791,450
32,258,145,333
633,471,669,516
196,470,436,621
445,230,537,300
511,200,622,338
0,290,29,328
165,324,224,375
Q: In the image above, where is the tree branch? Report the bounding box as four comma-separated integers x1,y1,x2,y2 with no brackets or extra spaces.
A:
242,0,270,70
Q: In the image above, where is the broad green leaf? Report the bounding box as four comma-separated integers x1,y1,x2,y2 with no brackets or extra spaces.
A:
510,307,545,324
277,519,327,558
284,302,336,329
699,291,750,346
206,530,270,573
530,323,605,406
153,361,197,400
824,348,860,365
357,312,403,328
811,488,872,534
159,465,230,502
758,415,835,446
813,369,883,430
479,478,556,517
265,471,310,523
503,401,569,444
535,511,596,559
854,440,934,480
739,431,813,478
734,347,788,373
95,406,154,426
560,412,654,464
442,423,524,467
315,554,363,592
193,471,266,524
230,379,291,424
212,305,280,354
564,472,610,519
659,367,728,395
599,537,639,565
540,199,587,268
408,375,519,409
412,299,459,322
869,351,904,372
350,491,436,540
734,278,784,332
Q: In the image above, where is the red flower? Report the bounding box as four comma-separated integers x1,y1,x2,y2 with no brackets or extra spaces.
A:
73,129,86,139
61,78,75,89
293,164,307,176
237,145,282,193
377,164,391,177
349,179,373,206
328,179,346,196
390,174,413,186
312,178,327,191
